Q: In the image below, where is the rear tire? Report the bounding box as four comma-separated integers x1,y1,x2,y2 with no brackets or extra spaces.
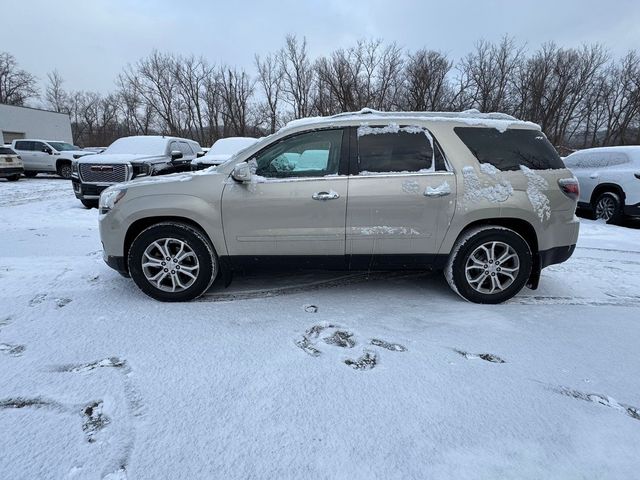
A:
445,226,532,304
80,199,98,209
128,222,218,302
24,171,38,178
594,191,623,224
6,174,20,182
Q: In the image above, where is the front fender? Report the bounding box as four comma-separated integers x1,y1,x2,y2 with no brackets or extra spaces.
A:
99,193,226,258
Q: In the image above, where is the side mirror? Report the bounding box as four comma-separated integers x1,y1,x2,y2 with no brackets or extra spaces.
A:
42,146,53,154
231,162,252,183
171,150,183,161
196,151,205,158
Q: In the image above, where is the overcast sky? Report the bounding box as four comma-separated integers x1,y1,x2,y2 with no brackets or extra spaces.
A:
5,0,640,94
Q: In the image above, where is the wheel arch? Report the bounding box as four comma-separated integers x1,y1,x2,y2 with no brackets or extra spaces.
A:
447,217,540,289
124,216,214,268
590,183,625,206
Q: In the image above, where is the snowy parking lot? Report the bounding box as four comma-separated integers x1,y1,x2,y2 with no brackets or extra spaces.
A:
1,177,640,479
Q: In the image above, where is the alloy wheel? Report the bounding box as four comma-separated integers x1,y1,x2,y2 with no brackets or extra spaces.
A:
464,241,520,294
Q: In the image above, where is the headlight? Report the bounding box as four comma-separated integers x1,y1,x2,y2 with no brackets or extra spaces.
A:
99,187,127,214
71,161,79,175
73,154,82,159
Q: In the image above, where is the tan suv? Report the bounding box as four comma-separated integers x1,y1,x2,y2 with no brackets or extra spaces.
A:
98,109,580,304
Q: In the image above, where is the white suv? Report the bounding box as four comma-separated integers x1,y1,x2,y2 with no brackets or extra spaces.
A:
11,140,95,179
564,146,640,222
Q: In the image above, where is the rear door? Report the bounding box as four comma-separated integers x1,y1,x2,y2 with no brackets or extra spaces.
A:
13,141,36,169
221,128,349,263
346,125,456,268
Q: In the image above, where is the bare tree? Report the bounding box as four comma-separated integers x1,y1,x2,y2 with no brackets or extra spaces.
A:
404,49,453,111
218,67,255,136
0,52,38,105
279,35,315,118
255,53,283,133
45,70,68,113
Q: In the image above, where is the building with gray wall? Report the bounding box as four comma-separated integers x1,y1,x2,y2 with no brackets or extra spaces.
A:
0,104,73,145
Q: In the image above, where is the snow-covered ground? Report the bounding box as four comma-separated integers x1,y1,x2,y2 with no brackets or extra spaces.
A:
1,177,639,479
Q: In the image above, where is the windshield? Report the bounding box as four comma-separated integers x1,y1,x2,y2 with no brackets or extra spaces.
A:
47,142,76,151
105,137,167,156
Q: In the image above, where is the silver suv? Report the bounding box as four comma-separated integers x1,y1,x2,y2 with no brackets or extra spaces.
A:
98,110,580,304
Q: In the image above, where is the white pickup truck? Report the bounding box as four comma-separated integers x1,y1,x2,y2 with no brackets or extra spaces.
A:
11,139,95,179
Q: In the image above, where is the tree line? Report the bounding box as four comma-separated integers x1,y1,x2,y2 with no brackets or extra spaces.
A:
1,35,639,151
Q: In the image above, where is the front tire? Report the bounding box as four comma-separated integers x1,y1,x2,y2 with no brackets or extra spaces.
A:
128,222,218,302
594,191,623,224
445,226,532,304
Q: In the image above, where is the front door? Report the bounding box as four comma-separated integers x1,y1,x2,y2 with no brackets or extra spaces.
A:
346,124,457,268
221,128,349,265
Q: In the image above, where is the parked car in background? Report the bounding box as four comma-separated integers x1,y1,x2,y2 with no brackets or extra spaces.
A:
72,135,203,208
98,109,579,304
190,137,257,171
0,146,23,181
83,147,108,154
564,146,640,222
11,140,95,179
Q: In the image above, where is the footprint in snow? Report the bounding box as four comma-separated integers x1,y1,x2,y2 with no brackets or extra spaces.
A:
304,304,318,313
55,297,72,308
344,350,378,370
370,338,407,352
454,349,505,363
28,293,47,307
82,401,110,443
0,343,26,357
323,330,355,348
53,357,127,373
554,386,640,422
296,324,405,371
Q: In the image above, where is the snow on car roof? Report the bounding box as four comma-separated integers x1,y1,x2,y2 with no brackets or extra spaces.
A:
282,108,540,134
105,136,181,155
207,137,257,156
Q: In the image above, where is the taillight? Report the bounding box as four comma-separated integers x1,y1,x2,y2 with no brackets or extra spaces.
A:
558,178,579,200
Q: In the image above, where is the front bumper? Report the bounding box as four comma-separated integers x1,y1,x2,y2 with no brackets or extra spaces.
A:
72,177,111,200
624,202,640,217
103,251,129,277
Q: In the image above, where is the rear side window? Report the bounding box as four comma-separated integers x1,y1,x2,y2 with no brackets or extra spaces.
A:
357,125,436,173
454,127,565,171
564,151,629,169
0,147,15,155
14,141,31,150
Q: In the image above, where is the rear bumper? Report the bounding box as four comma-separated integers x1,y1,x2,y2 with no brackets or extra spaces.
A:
0,167,24,176
540,244,576,269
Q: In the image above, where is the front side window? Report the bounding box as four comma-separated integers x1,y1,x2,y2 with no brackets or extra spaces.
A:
32,141,46,152
254,129,343,178
47,142,75,151
178,142,194,155
455,127,565,171
357,125,435,174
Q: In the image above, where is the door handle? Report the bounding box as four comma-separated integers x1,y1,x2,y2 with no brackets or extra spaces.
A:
424,190,450,197
312,191,340,201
